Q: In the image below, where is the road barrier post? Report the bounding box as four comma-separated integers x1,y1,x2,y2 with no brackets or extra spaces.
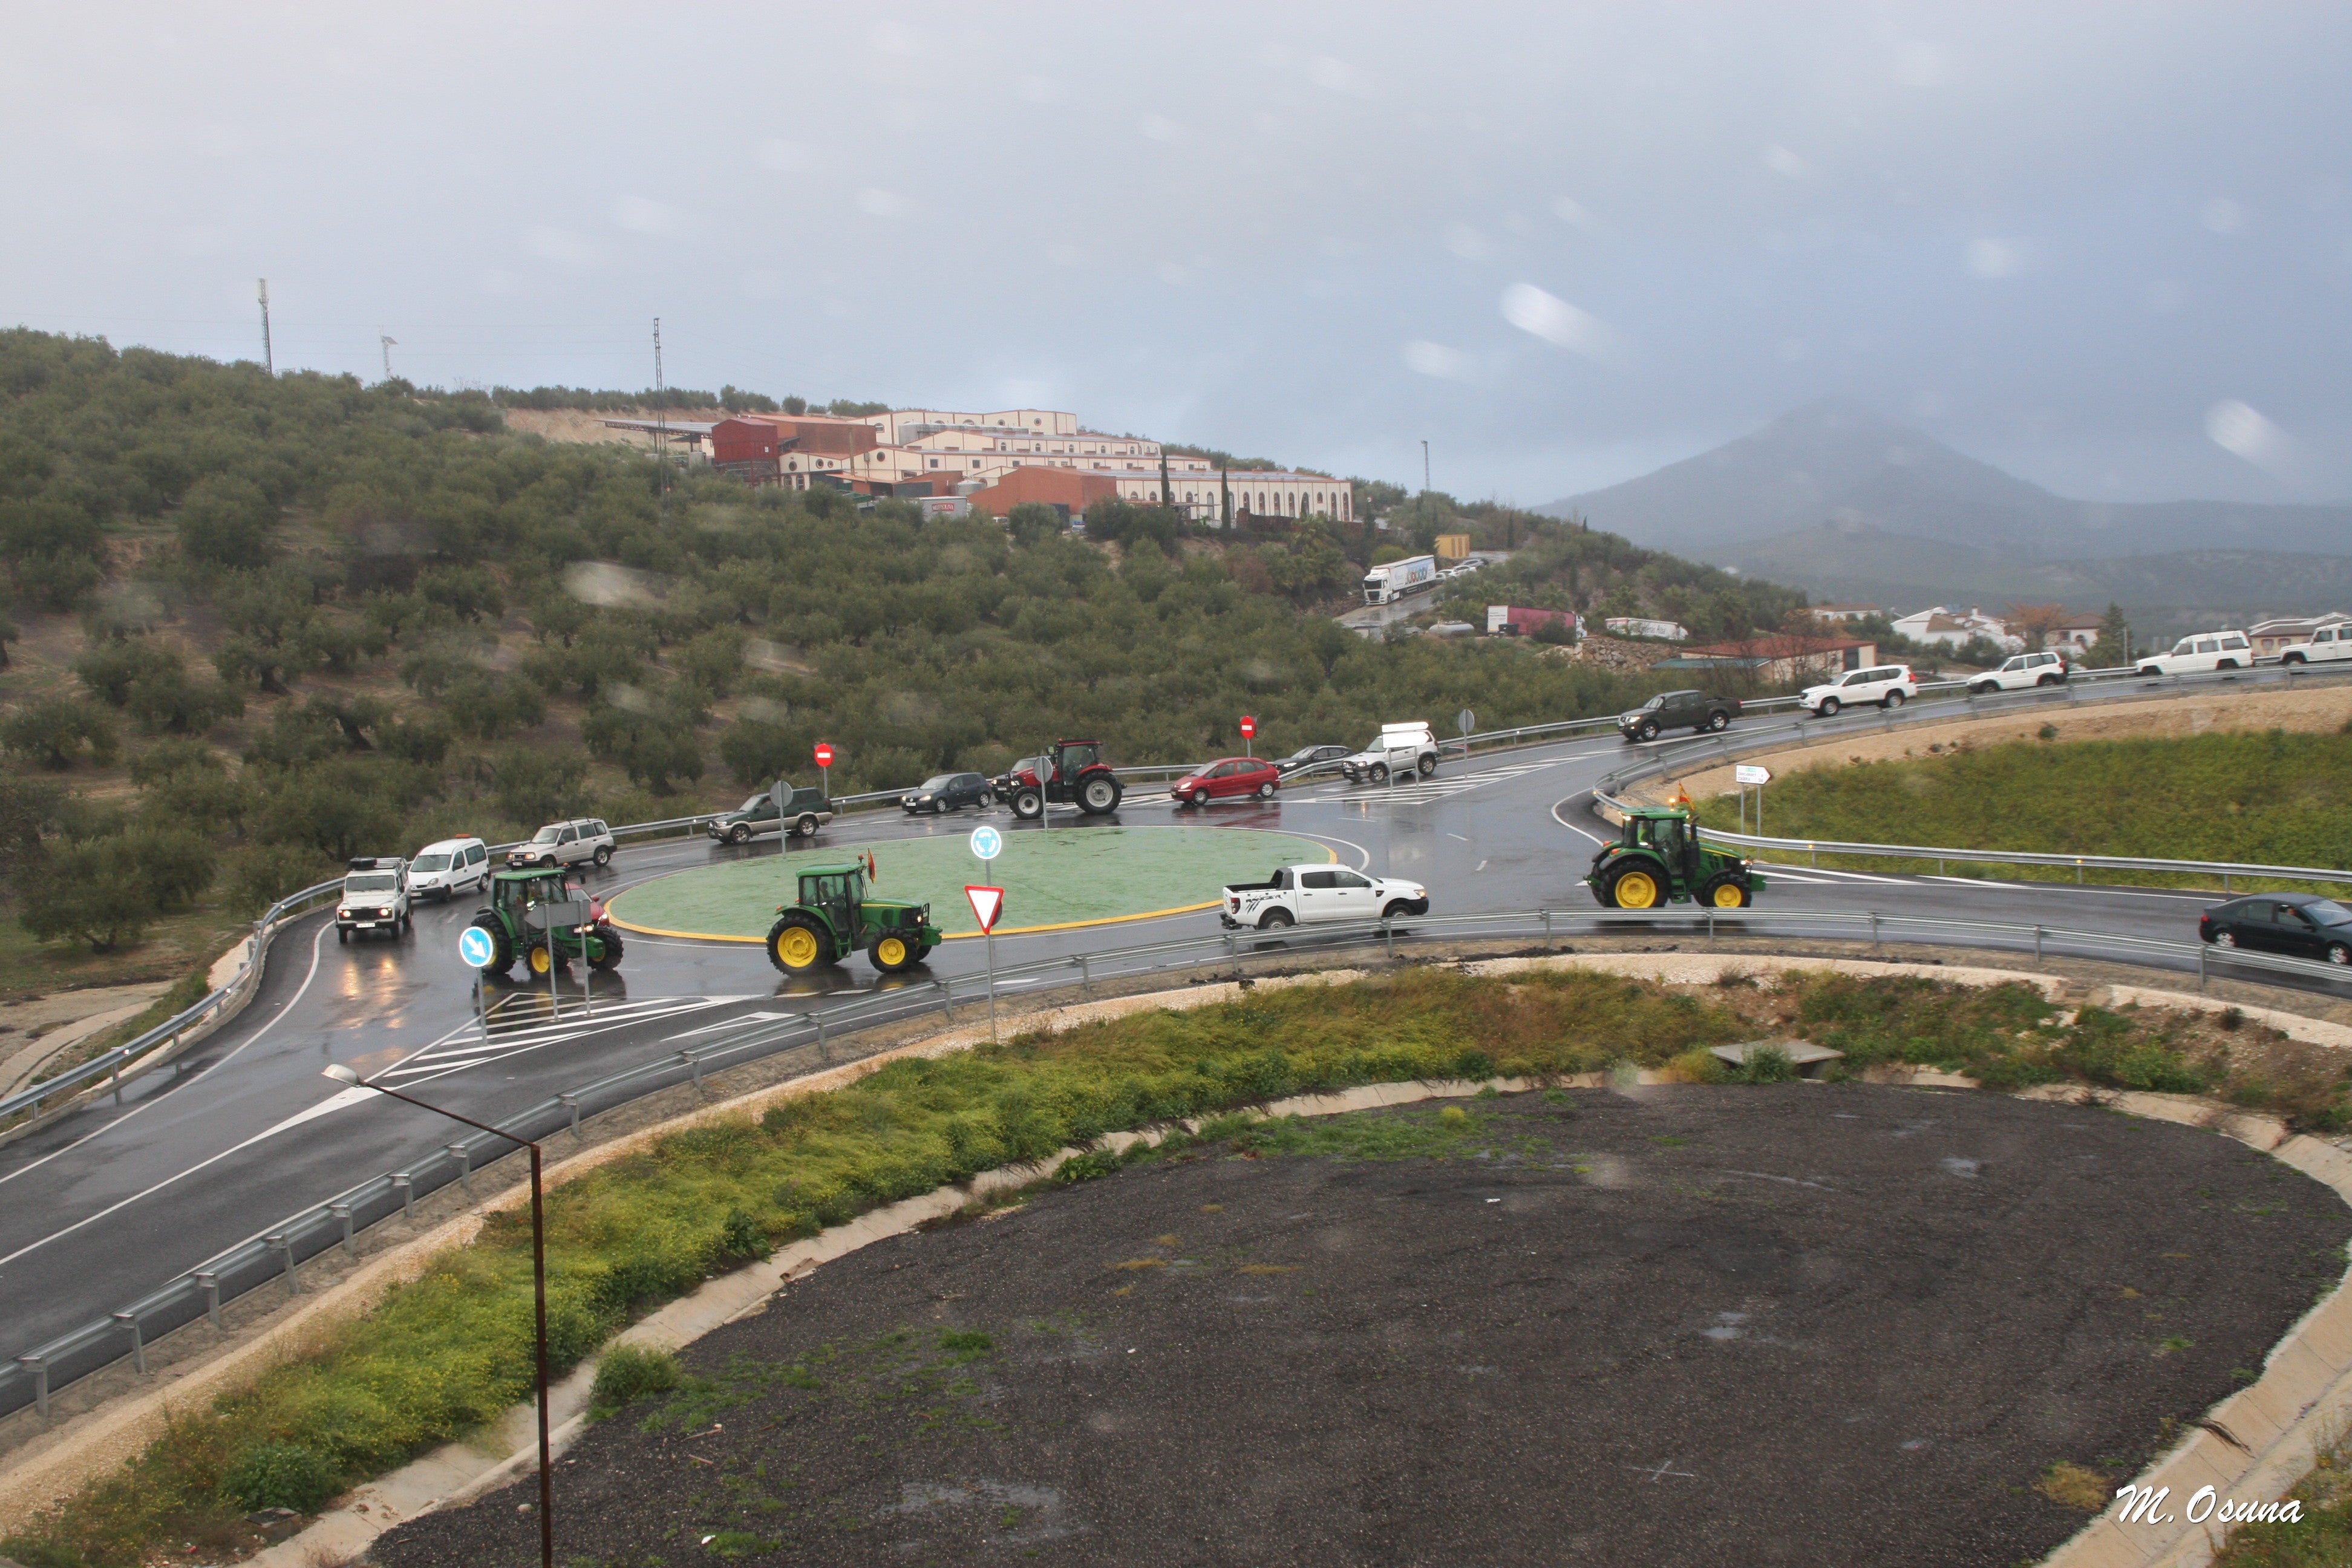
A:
558,1094,581,1140
111,1312,146,1374
681,1050,704,1095
195,1271,221,1331
332,1203,355,1258
938,976,954,1024
1079,953,1091,999
268,1235,297,1296
2034,926,2045,963
393,1173,413,1221
1543,910,1554,950
19,1354,47,1419
451,1144,473,1198
1870,913,1881,949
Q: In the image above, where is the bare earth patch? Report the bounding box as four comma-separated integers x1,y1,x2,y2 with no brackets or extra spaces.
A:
371,1085,2350,1568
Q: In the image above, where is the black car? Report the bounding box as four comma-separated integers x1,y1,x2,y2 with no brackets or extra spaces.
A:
1273,744,1351,776
903,771,991,814
2200,895,2352,966
1617,690,1740,742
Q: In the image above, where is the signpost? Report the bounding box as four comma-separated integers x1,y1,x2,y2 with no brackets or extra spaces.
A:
458,924,497,1043
1733,763,1772,835
524,900,591,1020
1457,708,1475,737
965,884,1005,1042
813,742,834,799
1239,714,1255,757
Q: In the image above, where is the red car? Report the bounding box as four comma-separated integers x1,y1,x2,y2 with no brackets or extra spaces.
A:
1174,756,1281,807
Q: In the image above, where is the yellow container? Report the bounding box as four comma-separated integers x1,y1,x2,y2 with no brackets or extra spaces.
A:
1435,532,1471,561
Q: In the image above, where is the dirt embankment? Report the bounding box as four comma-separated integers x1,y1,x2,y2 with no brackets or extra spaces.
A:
1639,681,2352,806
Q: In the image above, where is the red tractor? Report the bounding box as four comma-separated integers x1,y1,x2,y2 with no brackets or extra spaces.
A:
1007,739,1125,820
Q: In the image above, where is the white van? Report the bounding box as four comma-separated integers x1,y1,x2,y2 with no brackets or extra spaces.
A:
408,837,491,901
2280,625,2352,667
2137,630,2253,676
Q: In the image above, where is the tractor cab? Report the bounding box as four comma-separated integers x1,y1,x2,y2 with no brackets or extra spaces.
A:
491,866,569,918
1584,803,1765,910
798,865,864,936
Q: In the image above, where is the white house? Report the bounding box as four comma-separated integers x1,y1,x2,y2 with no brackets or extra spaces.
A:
1891,606,2022,652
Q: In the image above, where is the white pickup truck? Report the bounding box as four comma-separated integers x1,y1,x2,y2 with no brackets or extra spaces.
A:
1221,864,1430,929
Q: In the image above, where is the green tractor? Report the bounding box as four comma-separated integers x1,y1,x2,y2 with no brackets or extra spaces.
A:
1584,804,1765,910
466,866,626,977
766,861,942,976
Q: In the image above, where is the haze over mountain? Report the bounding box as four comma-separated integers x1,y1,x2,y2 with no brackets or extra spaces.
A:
1538,402,2352,621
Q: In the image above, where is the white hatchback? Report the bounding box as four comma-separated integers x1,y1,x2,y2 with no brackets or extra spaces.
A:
2137,630,2253,676
2281,625,2352,666
1798,664,1917,716
408,837,491,901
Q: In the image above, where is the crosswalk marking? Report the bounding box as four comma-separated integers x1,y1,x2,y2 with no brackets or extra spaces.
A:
1295,758,1567,806
377,995,725,1087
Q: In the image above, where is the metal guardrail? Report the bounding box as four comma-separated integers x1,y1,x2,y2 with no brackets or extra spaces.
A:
8,899,2348,1420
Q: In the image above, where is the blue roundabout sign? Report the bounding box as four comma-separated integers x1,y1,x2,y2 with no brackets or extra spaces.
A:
969,825,1004,861
457,925,498,969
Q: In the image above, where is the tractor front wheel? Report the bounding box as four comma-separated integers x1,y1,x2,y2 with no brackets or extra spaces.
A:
1079,775,1123,814
1011,789,1043,820
1701,873,1751,909
1605,866,1663,909
589,929,624,970
526,943,568,978
869,931,922,973
768,914,833,973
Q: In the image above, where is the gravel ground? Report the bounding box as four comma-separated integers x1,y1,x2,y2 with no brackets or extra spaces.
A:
371,1085,2350,1568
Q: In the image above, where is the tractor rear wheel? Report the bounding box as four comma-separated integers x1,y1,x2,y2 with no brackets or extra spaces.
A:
589,929,624,970
1701,873,1751,909
869,931,921,973
1605,866,1663,909
1079,775,1123,814
768,913,833,973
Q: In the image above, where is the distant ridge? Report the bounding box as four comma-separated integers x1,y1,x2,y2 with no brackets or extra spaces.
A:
1537,399,2352,566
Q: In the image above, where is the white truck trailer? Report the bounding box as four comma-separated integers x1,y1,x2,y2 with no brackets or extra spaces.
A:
1362,554,1439,605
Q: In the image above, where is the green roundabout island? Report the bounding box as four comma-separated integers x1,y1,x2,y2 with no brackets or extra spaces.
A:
605,825,1338,942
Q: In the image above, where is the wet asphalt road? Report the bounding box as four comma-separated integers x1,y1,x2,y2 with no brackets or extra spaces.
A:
4,684,2343,1395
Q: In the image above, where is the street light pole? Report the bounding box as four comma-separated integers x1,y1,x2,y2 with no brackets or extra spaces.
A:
323,1065,554,1568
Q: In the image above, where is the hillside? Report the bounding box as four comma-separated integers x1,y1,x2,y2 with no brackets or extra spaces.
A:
0,329,1805,985
1538,400,2352,617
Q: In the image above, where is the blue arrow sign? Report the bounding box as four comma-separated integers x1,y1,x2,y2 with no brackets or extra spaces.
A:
969,825,1003,861
457,925,497,969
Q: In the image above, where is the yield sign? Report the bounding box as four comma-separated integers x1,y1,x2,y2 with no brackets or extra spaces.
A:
964,885,1004,933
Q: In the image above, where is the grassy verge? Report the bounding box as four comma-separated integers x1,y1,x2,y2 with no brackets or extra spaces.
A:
1693,728,2352,892
5,964,2341,1566
2212,1422,2352,1564
0,900,250,1003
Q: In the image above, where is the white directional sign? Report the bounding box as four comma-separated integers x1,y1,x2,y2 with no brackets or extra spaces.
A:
965,884,1005,933
457,925,498,969
1733,764,1773,786
969,825,1003,861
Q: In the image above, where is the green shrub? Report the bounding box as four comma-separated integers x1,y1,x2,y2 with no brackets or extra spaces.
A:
220,1442,338,1513
1736,1044,1798,1084
587,1345,681,1420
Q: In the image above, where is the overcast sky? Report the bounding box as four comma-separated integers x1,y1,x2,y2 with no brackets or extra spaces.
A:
5,2,2348,507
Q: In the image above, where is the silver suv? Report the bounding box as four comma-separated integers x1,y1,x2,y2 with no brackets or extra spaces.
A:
507,818,615,869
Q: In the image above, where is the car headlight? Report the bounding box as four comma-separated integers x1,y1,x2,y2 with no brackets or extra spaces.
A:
338,908,351,918
379,907,394,918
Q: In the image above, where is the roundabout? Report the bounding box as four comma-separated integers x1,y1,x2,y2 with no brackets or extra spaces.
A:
603,825,1341,942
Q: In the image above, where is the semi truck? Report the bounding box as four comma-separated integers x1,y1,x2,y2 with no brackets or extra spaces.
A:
1362,554,1439,605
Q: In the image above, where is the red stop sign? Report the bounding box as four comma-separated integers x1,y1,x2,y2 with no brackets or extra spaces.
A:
814,743,835,768
1239,715,1256,739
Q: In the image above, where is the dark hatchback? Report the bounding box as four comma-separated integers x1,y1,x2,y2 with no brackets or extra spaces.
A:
2200,895,2352,966
1273,744,1351,776
903,771,991,814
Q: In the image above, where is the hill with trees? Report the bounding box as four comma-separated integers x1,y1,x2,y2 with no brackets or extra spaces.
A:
0,327,1811,983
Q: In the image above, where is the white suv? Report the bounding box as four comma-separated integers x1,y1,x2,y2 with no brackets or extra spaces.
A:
408,837,490,901
2281,625,2352,666
337,857,411,943
1798,664,1917,716
1968,649,2073,694
508,818,615,869
2137,630,2253,677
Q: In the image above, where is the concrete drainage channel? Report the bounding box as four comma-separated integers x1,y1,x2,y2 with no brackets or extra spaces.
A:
6,948,2352,1568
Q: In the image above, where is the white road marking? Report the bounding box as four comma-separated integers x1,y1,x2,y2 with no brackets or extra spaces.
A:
0,919,337,1191
1548,797,1607,844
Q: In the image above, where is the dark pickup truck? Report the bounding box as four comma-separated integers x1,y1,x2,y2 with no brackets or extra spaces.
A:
1617,690,1740,742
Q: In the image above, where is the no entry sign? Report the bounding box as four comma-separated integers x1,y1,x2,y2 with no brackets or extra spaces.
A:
965,885,1004,933
1238,715,1256,739
814,742,835,768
